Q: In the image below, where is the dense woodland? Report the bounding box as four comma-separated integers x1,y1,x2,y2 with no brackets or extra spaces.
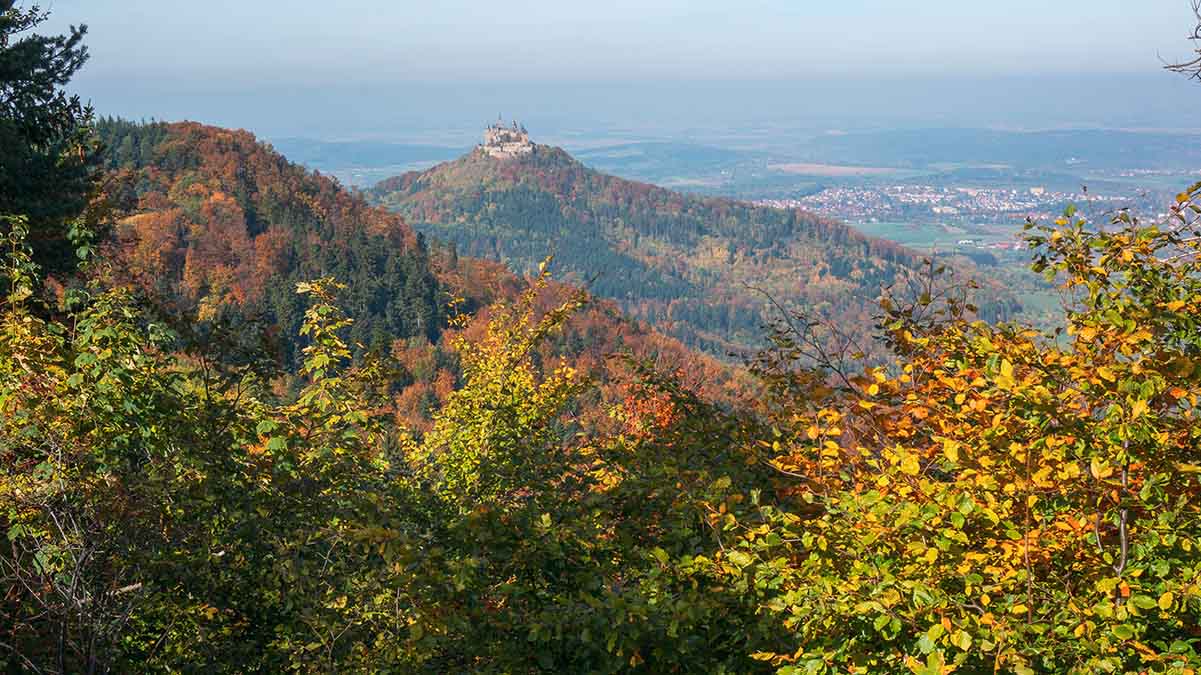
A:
370,145,1020,355
3,2,1201,673
84,118,748,430
95,118,444,365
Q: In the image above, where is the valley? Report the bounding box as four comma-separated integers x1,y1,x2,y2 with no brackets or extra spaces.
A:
284,124,1192,282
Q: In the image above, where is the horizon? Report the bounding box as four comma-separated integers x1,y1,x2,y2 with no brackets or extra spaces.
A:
39,1,1201,142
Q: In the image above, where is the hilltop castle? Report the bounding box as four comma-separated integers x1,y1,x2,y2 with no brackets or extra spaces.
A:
480,118,534,158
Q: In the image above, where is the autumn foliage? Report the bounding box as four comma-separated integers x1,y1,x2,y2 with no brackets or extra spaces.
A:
3,7,1201,668
370,143,1021,357
708,191,1201,674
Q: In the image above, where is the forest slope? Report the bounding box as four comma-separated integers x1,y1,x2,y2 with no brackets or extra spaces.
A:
370,143,1019,355
94,120,748,425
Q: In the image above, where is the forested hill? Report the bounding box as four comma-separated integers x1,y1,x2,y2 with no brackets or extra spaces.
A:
96,119,445,362
91,120,748,421
369,143,1012,354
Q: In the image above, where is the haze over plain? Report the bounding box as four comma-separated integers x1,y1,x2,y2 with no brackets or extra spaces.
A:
43,1,1200,140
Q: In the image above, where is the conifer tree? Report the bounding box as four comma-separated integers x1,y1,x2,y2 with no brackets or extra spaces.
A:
0,0,97,275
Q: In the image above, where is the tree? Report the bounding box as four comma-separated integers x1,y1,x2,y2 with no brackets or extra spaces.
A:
0,0,97,276
0,231,414,671
399,267,777,672
1166,1,1201,81
699,194,1201,673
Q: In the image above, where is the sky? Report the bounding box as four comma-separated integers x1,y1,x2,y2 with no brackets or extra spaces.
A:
38,0,1201,141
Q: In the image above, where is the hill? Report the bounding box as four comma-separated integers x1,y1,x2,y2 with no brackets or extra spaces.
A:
369,135,1017,355
92,120,748,425
97,119,444,361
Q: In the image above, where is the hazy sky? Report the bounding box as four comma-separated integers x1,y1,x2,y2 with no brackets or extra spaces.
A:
37,1,1201,139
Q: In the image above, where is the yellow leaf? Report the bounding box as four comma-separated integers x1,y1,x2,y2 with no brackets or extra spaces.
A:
995,359,1016,389
1011,604,1028,615
900,454,920,476
1159,592,1174,611
806,425,820,441
868,383,880,396
1091,458,1113,480
1130,399,1148,419
942,440,960,463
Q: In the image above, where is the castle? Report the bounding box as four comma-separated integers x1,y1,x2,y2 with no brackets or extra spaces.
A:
480,118,534,158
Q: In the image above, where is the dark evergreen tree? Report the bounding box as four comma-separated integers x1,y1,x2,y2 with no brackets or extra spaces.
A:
0,1,97,275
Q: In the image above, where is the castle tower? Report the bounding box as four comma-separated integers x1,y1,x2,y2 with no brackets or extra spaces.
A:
480,119,534,158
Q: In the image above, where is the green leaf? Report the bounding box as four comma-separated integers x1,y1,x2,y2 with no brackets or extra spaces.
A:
917,633,936,654
1130,595,1157,610
726,550,752,568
